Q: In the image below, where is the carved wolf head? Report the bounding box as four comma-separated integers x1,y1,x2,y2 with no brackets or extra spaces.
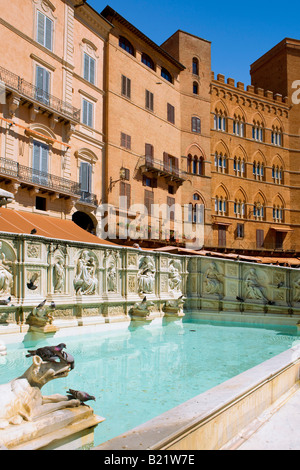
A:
22,356,72,389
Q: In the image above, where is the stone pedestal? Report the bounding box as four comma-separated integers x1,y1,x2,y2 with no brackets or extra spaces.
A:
0,406,104,450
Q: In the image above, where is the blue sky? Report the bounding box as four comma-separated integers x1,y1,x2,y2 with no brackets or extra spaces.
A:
88,0,299,86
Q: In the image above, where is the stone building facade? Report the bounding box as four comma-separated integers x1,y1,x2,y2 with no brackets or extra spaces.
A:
0,1,299,256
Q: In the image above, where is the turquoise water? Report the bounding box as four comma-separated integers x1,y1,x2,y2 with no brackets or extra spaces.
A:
0,319,298,447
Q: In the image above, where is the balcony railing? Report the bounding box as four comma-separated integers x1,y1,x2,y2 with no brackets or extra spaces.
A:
0,157,81,197
79,191,98,206
0,66,80,122
139,156,186,184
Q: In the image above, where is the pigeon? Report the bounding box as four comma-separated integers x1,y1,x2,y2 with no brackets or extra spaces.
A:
66,389,95,404
26,343,67,363
27,273,38,290
0,296,11,305
30,228,37,234
236,296,244,302
36,299,47,309
50,301,56,309
277,281,284,288
268,300,275,305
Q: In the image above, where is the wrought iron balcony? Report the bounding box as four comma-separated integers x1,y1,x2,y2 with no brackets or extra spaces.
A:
0,157,81,198
139,155,186,184
79,191,98,206
0,66,80,122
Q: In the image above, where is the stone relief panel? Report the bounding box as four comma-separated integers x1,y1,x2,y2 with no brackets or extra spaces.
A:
53,251,65,294
168,259,182,294
0,241,15,299
203,262,224,297
160,274,169,293
127,253,137,268
26,243,41,260
128,275,137,294
243,268,269,302
137,256,156,295
74,250,98,295
104,250,119,294
292,275,300,303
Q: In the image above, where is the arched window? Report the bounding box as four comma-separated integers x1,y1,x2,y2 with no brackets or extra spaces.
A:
214,111,227,132
253,201,265,221
252,120,264,142
192,58,199,75
234,157,246,177
215,196,227,215
273,205,284,223
141,53,155,70
161,67,172,83
234,199,246,218
271,126,282,146
119,36,134,56
253,160,264,180
233,114,245,137
272,165,283,184
193,82,199,95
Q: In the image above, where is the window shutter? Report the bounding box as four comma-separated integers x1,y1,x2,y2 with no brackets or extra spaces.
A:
174,157,179,175
163,152,169,172
145,143,154,165
84,53,90,82
80,162,89,192
90,57,95,84
121,75,126,96
37,12,45,46
45,16,53,51
82,100,88,125
87,101,93,127
121,132,126,147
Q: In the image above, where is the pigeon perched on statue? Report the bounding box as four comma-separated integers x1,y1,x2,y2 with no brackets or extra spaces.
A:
27,273,38,290
66,389,96,404
26,343,67,362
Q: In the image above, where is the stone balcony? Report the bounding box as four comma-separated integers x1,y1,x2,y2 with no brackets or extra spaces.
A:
139,155,186,185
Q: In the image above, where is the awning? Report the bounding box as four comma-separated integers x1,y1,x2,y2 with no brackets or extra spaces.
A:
270,226,294,232
0,208,117,245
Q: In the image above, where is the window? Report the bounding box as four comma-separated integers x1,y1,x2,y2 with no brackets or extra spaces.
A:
253,161,264,181
214,152,227,173
161,67,172,83
234,157,246,177
273,205,284,223
144,189,154,215
82,99,93,127
145,90,154,111
121,75,131,99
218,226,226,247
120,182,131,209
121,132,131,150
32,140,49,186
253,202,264,221
233,116,245,137
192,117,201,133
119,36,134,56
236,223,244,238
163,152,179,175
167,196,175,221
35,65,50,105
214,196,227,215
252,122,264,141
272,165,283,184
192,58,199,75
256,229,264,249
214,112,226,131
271,127,282,146
168,185,175,194
234,200,246,218
35,196,46,211
79,161,92,201
143,176,157,188
167,103,175,124
141,53,154,70
36,11,53,51
193,82,198,95
83,53,95,85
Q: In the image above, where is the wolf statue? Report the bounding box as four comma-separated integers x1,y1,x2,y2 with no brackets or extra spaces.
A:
0,355,80,429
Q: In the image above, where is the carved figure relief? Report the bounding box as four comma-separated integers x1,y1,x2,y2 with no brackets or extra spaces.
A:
244,268,268,301
53,256,65,293
0,242,13,298
293,277,300,303
203,262,223,296
137,256,155,294
104,250,119,293
168,259,182,293
74,250,98,295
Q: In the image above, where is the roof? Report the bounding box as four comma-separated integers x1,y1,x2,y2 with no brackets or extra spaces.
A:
0,208,117,246
101,5,186,71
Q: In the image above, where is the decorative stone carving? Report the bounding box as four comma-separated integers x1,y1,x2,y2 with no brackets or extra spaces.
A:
74,250,98,295
27,244,41,259
0,242,13,299
0,189,14,207
53,255,65,293
203,262,224,296
0,356,79,429
130,296,154,321
128,275,137,293
26,303,56,333
244,268,268,301
137,256,155,295
293,277,300,303
104,250,119,293
168,259,182,293
163,295,186,318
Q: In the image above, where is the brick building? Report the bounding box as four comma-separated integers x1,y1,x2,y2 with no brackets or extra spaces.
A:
0,1,299,256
